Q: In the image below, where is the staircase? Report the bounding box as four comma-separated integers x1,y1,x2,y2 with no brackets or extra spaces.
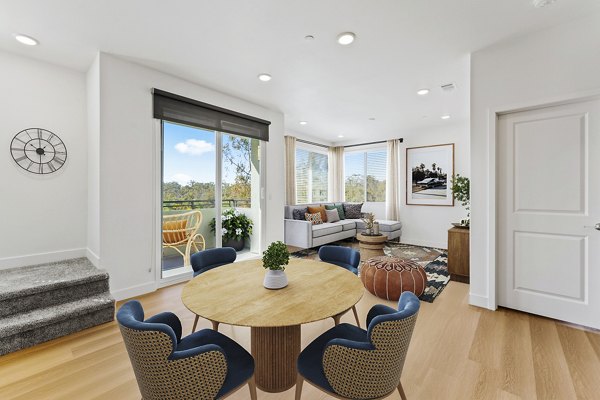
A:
0,258,115,355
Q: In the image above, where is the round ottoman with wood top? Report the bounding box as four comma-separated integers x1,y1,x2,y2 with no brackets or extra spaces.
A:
360,256,428,300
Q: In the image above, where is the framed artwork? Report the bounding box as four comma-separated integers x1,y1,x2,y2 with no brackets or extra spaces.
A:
406,143,454,206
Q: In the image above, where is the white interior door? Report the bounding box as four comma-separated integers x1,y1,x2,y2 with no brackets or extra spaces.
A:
497,98,600,329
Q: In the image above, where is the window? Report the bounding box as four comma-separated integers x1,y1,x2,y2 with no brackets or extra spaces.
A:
295,146,328,203
344,148,386,202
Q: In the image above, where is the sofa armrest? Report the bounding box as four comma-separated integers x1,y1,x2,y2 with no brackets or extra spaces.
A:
284,219,312,249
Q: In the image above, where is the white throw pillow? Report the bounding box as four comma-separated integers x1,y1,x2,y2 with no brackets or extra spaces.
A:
325,208,340,223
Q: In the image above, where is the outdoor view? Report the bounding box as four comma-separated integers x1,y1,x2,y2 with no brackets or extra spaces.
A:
162,122,259,274
344,149,386,202
295,147,328,203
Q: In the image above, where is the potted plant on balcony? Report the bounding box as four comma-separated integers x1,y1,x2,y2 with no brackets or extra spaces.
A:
262,241,290,289
210,208,253,251
451,174,470,228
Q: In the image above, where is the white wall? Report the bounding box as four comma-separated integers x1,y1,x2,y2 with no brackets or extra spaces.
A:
96,53,284,299
399,121,470,249
86,55,101,266
470,13,600,309
0,51,88,268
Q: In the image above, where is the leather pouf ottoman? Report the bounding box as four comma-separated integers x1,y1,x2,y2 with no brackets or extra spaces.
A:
360,256,427,300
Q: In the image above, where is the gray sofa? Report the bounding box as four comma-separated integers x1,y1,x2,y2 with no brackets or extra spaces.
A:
284,203,402,249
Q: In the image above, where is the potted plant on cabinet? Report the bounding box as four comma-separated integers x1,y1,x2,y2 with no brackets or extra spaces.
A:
262,241,290,289
209,208,253,251
451,174,470,228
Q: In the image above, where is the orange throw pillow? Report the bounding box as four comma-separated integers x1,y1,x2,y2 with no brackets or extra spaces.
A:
307,205,327,223
162,220,188,244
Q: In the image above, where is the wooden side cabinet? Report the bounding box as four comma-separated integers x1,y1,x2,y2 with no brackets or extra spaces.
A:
447,227,470,283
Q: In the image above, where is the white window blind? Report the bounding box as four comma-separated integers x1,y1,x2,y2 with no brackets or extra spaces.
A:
295,146,328,203
344,148,387,202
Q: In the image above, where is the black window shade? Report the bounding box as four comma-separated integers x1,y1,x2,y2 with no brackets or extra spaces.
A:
153,89,270,141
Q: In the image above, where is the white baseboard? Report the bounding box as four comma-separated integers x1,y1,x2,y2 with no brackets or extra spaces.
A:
86,248,100,267
111,281,157,302
0,248,87,270
469,293,495,310
399,237,447,250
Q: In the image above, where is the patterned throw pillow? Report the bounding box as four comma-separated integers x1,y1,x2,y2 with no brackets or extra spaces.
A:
325,204,345,220
307,205,328,223
305,212,323,225
343,202,364,219
292,207,308,220
325,208,340,223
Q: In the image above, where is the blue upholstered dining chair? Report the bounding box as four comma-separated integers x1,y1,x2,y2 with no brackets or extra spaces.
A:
318,245,362,327
190,247,237,333
117,300,257,400
190,247,237,277
295,291,420,400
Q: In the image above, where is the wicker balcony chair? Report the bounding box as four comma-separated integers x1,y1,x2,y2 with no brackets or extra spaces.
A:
295,291,420,400
162,210,205,267
117,300,257,400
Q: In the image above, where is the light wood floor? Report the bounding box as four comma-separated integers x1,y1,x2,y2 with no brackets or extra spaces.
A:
1,281,599,400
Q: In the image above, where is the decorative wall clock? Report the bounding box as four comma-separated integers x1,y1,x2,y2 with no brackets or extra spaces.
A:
10,128,67,174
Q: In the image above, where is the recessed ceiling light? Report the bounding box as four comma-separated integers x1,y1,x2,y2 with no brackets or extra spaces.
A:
299,121,307,125
532,0,557,8
441,115,451,120
338,134,344,138
368,117,376,121
337,32,355,45
257,73,272,82
13,34,38,46
304,35,315,40
417,89,430,96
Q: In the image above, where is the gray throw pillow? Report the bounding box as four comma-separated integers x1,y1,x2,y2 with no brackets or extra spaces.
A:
325,208,340,223
292,207,308,220
325,204,345,220
343,203,363,219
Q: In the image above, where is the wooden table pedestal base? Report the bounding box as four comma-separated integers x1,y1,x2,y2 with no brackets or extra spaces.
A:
251,325,301,393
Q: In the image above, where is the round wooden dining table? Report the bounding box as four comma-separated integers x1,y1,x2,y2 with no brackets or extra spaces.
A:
181,257,364,393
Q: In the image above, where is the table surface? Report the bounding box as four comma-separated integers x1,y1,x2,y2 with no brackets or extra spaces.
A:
182,258,364,327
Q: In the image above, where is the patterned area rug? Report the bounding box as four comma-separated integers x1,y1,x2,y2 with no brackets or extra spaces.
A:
291,241,450,303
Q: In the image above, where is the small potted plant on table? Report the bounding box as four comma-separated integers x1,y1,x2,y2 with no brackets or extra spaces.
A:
210,209,253,251
262,241,290,289
451,174,470,228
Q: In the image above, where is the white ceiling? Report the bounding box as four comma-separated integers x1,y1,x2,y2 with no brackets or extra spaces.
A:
1,0,599,144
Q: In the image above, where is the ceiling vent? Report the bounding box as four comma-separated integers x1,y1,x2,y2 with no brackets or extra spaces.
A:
441,83,456,92
532,0,557,8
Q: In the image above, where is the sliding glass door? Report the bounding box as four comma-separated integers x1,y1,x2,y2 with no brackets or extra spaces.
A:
161,122,261,278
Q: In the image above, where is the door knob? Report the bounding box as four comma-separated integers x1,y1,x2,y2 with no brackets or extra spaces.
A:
584,223,600,230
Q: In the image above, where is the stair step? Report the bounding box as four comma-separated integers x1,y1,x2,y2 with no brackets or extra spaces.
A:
0,258,110,318
0,292,115,355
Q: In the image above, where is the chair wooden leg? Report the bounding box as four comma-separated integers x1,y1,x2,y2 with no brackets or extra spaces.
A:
295,374,304,400
397,381,407,400
212,320,220,331
248,375,257,400
351,305,361,328
192,315,199,333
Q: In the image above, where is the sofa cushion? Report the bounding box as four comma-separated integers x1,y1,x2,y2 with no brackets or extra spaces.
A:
343,203,363,219
376,220,403,232
338,220,358,231
325,209,340,223
312,223,343,238
308,205,328,223
305,212,323,225
326,204,346,220
292,207,308,220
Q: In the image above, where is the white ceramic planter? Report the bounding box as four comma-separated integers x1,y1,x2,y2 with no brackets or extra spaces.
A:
263,269,288,289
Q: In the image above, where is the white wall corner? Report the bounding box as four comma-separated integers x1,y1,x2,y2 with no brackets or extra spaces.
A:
111,281,157,302
0,248,87,270
86,248,100,267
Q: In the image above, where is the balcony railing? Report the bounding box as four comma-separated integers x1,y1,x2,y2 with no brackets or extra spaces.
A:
163,199,251,210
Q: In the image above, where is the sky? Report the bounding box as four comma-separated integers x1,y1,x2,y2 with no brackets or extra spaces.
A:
407,146,452,174
163,122,245,185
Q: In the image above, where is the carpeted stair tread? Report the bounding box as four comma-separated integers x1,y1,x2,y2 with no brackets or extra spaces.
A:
0,258,108,301
0,292,114,339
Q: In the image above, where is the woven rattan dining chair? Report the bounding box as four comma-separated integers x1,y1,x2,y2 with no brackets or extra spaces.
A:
318,245,361,327
162,210,205,267
295,291,420,400
117,300,257,400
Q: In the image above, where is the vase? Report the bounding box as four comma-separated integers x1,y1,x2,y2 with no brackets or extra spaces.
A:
222,238,245,251
373,222,380,235
263,269,288,289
